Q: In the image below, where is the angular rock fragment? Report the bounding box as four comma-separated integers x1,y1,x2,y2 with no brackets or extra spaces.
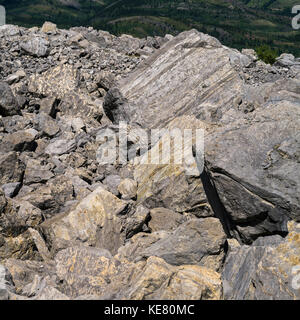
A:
40,187,128,254
0,229,42,261
0,81,19,116
0,152,25,185
1,182,21,198
45,139,76,156
41,21,57,34
21,37,50,57
24,159,54,185
0,265,15,300
0,129,38,152
142,218,227,271
35,112,60,137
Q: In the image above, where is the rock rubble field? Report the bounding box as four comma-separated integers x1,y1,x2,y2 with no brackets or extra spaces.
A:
0,21,299,300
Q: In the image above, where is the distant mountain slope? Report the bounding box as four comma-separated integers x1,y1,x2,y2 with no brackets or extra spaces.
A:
0,0,299,55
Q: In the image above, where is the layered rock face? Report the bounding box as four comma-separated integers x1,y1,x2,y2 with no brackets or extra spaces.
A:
0,22,299,300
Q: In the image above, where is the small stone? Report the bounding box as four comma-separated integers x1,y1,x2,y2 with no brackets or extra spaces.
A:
1,182,21,198
117,178,137,200
21,37,50,57
41,21,57,34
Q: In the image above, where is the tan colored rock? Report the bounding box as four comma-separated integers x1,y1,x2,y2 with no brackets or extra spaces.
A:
54,246,222,300
41,22,57,34
123,256,222,300
27,228,51,262
28,64,79,98
41,187,128,254
55,246,126,298
0,230,41,261
133,116,212,217
118,178,138,200
3,259,57,295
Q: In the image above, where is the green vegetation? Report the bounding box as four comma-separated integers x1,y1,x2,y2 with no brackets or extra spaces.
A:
255,45,279,64
0,0,300,56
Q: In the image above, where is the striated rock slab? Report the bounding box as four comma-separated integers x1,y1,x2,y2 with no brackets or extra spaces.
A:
141,218,226,271
222,222,300,300
117,29,243,128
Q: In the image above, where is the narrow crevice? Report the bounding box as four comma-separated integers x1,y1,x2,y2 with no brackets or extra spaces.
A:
199,166,238,240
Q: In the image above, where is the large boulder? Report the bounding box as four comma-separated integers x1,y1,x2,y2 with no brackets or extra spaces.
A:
197,81,300,242
110,28,300,244
222,222,300,300
133,116,213,217
40,187,129,254
115,28,300,243
141,218,227,271
115,29,243,128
